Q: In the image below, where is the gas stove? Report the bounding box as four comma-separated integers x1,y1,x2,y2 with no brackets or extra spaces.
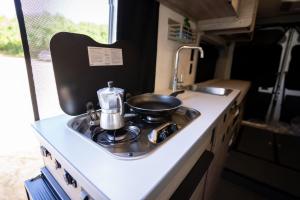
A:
67,106,200,159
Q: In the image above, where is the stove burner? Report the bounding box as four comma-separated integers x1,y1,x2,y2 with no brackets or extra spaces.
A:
92,126,140,146
106,129,129,141
68,106,201,158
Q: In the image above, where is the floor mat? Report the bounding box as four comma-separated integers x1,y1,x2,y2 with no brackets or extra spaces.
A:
213,125,300,200
212,178,267,200
224,151,300,198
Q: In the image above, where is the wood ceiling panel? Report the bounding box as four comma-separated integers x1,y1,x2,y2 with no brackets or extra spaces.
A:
159,0,237,20
257,0,282,18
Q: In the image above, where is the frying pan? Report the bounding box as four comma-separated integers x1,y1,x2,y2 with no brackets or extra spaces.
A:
126,90,184,117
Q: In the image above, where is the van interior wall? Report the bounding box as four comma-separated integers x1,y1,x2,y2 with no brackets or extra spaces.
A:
117,0,159,93
193,38,236,83
194,41,220,83
214,42,235,80
154,4,199,92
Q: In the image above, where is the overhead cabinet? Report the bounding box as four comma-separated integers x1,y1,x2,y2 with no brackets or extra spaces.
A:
159,0,259,37
197,0,258,34
158,0,240,21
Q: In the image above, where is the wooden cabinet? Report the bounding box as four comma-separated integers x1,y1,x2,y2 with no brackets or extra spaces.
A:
204,106,238,200
172,99,244,200
189,171,207,200
158,0,239,21
204,135,227,200
159,0,259,38
171,148,214,200
197,0,258,35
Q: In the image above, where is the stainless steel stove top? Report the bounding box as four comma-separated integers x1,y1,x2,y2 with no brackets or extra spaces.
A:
67,107,200,159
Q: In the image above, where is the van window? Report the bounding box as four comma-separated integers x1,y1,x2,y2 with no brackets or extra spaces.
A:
17,0,117,119
231,28,285,121
281,44,300,122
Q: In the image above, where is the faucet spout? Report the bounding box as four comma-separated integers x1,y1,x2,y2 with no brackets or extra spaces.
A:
172,46,204,92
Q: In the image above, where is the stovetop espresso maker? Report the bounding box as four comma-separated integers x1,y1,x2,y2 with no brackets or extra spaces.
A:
97,81,125,130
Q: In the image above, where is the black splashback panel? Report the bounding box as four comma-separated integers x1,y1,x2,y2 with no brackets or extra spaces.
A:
50,32,143,116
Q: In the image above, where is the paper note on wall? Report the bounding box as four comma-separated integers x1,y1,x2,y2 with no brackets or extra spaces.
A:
87,47,123,66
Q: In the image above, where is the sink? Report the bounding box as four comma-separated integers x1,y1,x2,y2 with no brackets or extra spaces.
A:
184,85,233,96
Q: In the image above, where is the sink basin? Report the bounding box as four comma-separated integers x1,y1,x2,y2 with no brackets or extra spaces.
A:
184,85,233,96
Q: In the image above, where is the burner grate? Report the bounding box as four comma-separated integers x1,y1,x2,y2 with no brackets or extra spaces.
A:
91,126,140,146
67,106,201,158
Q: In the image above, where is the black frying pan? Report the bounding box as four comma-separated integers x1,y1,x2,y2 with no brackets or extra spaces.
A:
126,90,184,117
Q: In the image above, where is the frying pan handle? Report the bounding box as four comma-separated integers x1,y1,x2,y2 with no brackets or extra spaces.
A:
170,90,185,97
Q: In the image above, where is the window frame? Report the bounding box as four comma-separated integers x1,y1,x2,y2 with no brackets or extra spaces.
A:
108,0,118,43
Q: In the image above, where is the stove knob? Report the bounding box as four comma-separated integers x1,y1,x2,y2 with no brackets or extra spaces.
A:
40,146,51,159
159,131,167,141
72,179,77,188
63,171,73,185
80,190,89,200
170,124,178,132
54,160,61,169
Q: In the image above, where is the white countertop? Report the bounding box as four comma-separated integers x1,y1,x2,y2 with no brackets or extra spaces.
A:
32,88,240,200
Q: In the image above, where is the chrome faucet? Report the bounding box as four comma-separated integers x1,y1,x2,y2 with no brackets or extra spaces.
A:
172,46,204,92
